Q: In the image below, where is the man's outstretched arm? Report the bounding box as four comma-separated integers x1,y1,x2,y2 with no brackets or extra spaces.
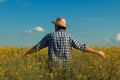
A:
25,34,49,56
70,36,106,59
85,46,106,59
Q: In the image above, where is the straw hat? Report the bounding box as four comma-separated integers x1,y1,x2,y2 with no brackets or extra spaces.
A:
52,17,69,28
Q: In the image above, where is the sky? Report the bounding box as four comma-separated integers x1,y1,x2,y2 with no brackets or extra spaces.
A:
0,0,120,47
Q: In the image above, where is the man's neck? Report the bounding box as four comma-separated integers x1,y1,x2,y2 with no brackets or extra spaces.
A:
55,29,65,32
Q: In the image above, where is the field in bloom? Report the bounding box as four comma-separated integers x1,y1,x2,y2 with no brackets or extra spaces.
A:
0,46,120,80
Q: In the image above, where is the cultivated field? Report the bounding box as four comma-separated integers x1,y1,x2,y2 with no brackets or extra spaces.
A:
0,46,120,80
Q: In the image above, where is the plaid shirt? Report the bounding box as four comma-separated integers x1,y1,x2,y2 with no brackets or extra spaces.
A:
35,29,86,62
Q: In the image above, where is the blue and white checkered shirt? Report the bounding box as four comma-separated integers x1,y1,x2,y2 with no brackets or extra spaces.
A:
35,29,86,62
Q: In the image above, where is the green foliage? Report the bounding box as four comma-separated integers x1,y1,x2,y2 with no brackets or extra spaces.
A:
0,46,120,80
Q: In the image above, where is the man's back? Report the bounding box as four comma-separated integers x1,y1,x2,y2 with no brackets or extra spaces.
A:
48,29,72,61
36,29,86,62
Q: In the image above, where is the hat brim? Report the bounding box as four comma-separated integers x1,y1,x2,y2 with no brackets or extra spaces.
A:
51,21,69,28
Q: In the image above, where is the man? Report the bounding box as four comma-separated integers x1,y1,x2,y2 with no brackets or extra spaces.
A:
25,17,106,67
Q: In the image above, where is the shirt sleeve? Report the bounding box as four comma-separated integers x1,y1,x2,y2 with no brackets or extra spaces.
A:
35,34,50,51
69,36,86,51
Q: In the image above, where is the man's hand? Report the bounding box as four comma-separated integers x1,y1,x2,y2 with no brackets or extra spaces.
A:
97,51,106,59
24,51,30,57
24,45,37,57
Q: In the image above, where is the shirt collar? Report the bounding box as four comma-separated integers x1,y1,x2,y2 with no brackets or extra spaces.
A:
55,29,65,32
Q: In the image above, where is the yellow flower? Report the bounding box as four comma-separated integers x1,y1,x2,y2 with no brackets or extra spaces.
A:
76,74,83,79
16,53,19,57
36,62,42,65
15,72,19,76
49,73,54,79
84,76,87,79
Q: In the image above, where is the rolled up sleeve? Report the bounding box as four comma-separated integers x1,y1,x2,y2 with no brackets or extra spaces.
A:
35,34,50,51
70,36,86,51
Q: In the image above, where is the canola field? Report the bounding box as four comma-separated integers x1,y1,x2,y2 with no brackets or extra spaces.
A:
0,46,120,80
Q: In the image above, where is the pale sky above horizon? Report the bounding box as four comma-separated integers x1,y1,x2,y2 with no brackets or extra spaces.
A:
0,0,120,46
